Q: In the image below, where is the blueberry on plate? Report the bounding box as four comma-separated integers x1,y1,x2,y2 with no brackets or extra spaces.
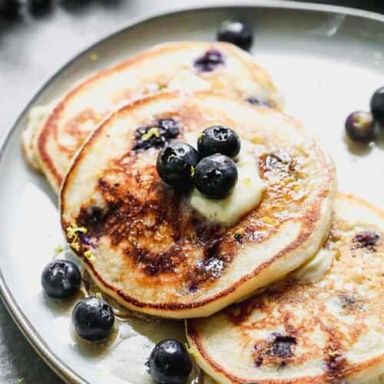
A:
198,125,241,158
370,87,384,127
217,20,253,51
147,339,192,384
72,297,114,342
194,154,238,199
157,141,199,191
41,259,81,299
345,111,375,143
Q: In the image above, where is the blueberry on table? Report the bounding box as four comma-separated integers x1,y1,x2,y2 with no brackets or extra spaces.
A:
0,0,20,18
345,111,375,143
147,339,192,384
72,297,115,342
194,154,238,199
41,260,81,299
217,20,253,51
370,87,384,127
157,142,199,191
28,0,52,13
198,126,241,158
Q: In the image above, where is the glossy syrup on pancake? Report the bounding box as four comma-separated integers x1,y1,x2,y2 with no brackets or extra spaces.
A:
61,92,335,319
187,194,384,384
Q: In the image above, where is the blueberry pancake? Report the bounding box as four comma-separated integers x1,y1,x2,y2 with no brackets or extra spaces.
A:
22,41,281,193
187,194,384,383
60,92,335,319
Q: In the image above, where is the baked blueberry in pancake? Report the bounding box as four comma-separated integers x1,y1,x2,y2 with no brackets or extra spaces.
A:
60,92,335,319
22,41,281,193
187,194,384,383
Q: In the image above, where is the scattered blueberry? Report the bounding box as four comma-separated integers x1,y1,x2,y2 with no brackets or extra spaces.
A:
147,339,192,384
194,49,224,72
28,0,52,14
217,20,253,51
198,126,241,158
157,141,199,191
0,0,20,18
41,260,81,299
345,111,375,143
370,87,384,127
194,154,238,199
72,297,114,342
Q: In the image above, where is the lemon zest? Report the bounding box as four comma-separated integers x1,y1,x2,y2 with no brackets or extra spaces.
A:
185,344,199,360
243,177,252,187
54,245,65,255
66,221,87,240
141,127,160,141
89,53,98,62
70,241,80,252
84,249,96,262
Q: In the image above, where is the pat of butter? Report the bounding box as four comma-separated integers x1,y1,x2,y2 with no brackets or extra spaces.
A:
190,146,266,226
168,69,211,92
292,247,334,283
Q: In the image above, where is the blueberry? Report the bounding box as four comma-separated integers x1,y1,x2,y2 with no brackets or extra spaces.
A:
0,0,20,18
133,119,180,151
198,126,241,158
157,141,199,191
147,339,192,384
217,20,253,51
370,87,384,127
41,260,81,299
194,49,224,72
345,111,375,143
246,96,272,108
158,119,179,137
28,0,52,13
194,154,238,199
72,297,114,342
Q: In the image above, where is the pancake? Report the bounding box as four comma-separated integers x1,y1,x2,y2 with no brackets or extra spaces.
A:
22,41,281,193
60,91,335,319
187,194,384,383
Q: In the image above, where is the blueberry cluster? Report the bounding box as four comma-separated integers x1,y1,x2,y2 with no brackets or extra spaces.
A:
0,0,51,18
156,126,241,199
345,87,384,143
41,259,115,342
41,259,192,383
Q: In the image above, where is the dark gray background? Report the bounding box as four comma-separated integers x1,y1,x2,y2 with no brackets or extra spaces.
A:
0,1,382,383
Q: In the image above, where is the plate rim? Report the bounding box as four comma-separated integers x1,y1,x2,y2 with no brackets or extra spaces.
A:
1,1,383,383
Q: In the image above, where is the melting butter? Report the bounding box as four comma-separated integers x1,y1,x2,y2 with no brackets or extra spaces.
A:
292,247,334,283
190,145,266,226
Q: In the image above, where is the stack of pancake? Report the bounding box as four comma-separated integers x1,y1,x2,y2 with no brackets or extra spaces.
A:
23,42,384,383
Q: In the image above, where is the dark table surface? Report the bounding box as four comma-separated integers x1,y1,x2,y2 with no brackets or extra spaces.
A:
0,0,383,383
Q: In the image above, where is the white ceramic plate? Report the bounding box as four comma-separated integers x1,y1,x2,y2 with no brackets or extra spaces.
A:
1,2,384,383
